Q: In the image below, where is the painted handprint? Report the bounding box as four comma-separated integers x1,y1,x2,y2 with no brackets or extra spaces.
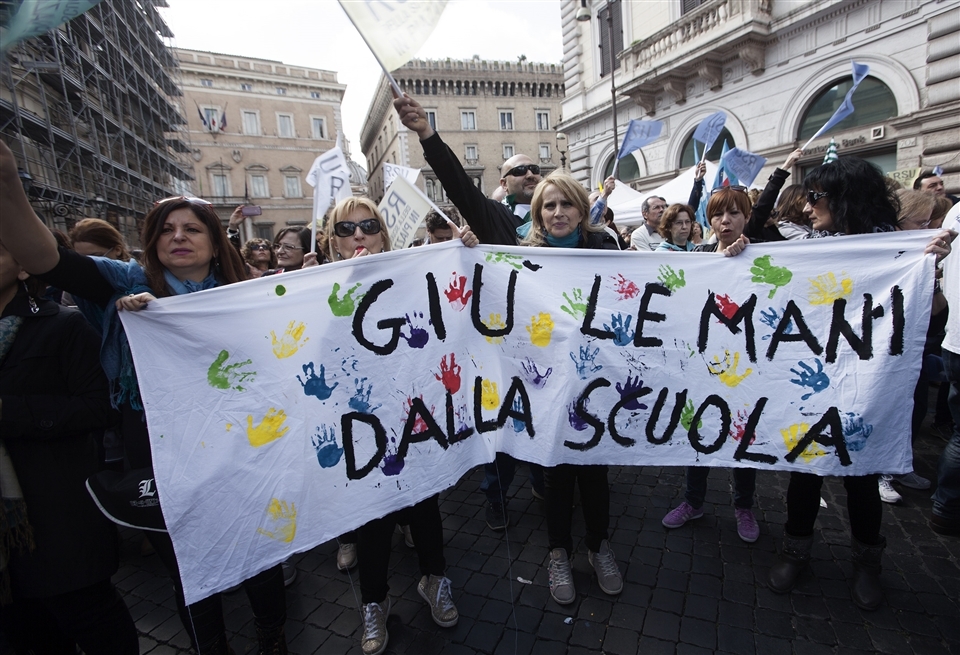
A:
480,379,500,410
349,377,380,413
759,307,792,339
568,399,589,431
381,436,404,476
715,294,740,320
511,397,527,433
657,265,686,292
256,498,297,543
680,398,703,431
789,359,829,400
780,423,826,462
520,357,552,389
570,345,602,379
311,425,343,468
298,362,338,401
751,255,793,299
328,282,363,317
841,412,873,452
483,313,506,344
207,350,255,391
706,350,754,387
270,321,308,359
615,375,648,410
400,312,430,349
405,396,435,434
612,273,640,300
526,312,554,347
560,288,587,320
435,353,462,394
729,409,754,444
807,272,853,305
444,273,472,309
246,408,289,447
603,313,634,347
485,251,524,270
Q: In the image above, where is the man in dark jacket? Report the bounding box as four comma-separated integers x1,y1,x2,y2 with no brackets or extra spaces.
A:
394,94,545,531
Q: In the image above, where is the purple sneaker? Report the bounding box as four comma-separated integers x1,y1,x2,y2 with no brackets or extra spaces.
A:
662,502,703,529
735,508,759,543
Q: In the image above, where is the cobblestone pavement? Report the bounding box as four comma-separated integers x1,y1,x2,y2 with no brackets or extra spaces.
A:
118,422,959,655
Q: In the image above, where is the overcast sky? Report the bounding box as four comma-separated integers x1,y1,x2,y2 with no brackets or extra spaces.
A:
158,0,564,165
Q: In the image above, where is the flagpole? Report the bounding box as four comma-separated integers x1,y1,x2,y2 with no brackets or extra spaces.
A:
340,7,404,97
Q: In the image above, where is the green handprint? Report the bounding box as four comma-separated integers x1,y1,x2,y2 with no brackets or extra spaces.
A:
657,264,686,292
485,252,524,270
751,255,793,299
679,398,703,431
560,288,587,320
328,282,363,317
207,350,256,391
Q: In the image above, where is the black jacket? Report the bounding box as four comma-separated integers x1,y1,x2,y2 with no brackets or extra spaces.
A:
1,294,120,597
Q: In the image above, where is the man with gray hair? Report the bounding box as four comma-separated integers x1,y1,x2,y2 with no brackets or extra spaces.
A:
631,196,667,251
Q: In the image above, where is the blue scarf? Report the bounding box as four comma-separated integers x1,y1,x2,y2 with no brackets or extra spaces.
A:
545,227,582,248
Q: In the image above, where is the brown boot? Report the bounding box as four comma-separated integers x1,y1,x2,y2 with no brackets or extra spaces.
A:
850,535,886,611
256,621,288,655
768,532,813,593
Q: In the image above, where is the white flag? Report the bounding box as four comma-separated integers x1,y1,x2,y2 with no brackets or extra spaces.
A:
378,175,433,250
338,0,447,71
305,147,352,227
383,163,420,190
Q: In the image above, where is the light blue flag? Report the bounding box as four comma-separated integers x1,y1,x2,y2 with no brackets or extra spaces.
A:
692,111,726,156
711,141,739,190
802,60,870,148
1,0,104,51
722,148,768,187
617,119,664,160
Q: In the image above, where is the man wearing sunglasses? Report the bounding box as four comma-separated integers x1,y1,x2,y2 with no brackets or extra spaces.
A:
394,93,546,532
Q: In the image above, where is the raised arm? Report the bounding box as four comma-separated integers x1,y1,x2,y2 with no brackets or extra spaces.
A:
687,161,706,209
745,149,803,242
0,140,60,274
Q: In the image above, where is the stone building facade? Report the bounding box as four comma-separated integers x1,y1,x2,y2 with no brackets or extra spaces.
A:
361,57,565,212
175,48,351,241
557,0,959,194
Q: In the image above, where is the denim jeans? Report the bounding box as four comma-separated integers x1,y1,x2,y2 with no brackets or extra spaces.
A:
933,348,960,520
480,452,544,506
684,466,756,510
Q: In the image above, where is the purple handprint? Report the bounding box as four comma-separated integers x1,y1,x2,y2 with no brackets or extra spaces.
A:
615,375,648,410
520,357,553,389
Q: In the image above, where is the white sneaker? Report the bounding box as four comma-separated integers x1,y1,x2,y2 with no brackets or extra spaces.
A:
878,475,902,504
892,471,931,490
337,542,357,571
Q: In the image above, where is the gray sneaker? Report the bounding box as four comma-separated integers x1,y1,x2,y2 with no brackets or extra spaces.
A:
547,548,576,605
337,542,357,570
361,598,390,655
417,574,459,627
588,540,623,595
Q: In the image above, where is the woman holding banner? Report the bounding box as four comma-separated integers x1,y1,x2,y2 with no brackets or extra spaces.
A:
768,157,954,610
519,172,624,606
0,141,288,655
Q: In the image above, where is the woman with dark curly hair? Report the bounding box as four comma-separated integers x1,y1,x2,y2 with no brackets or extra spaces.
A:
241,237,277,277
655,203,697,251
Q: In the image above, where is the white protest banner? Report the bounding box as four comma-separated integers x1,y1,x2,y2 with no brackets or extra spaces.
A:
383,162,420,190
120,232,933,604
378,174,433,250
305,146,352,241
721,147,768,187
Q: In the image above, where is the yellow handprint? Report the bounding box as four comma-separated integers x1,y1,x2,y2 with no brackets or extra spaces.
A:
480,379,500,410
256,498,297,543
706,350,753,387
780,423,826,463
246,408,289,447
807,272,853,305
270,321,309,359
483,313,506,344
526,312,554,347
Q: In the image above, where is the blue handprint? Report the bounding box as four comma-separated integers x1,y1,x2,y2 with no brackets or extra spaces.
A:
789,359,829,400
615,375,648,410
349,377,381,413
570,345,602,380
400,312,430,349
520,357,553,389
311,425,344,468
511,398,527,433
298,362,338,401
841,412,873,452
603,313,634,347
760,307,793,340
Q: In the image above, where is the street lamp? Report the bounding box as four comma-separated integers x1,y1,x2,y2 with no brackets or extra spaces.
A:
576,0,590,21
556,132,568,171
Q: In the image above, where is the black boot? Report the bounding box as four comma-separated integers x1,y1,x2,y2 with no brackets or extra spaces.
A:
850,535,885,611
769,532,813,593
256,620,288,655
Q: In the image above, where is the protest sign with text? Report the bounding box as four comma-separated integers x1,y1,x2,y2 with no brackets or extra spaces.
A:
378,175,433,250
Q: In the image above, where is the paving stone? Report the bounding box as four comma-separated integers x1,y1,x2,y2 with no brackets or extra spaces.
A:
641,609,680,642
678,615,716,650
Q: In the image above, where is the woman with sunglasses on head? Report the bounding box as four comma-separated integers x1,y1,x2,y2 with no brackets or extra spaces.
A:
0,141,288,655
324,197,477,655
241,238,277,277
767,157,954,611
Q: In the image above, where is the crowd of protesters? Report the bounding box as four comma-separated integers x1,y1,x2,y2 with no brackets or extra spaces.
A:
0,83,958,655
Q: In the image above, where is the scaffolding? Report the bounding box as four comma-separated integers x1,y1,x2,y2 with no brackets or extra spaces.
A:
0,0,192,244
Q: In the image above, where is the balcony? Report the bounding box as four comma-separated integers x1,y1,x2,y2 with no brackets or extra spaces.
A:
618,0,774,114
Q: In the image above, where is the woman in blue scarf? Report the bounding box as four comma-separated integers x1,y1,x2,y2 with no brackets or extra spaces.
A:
655,203,697,252
519,172,623,606
0,140,287,655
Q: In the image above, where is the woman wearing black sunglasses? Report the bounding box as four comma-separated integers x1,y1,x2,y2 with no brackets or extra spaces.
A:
324,197,392,261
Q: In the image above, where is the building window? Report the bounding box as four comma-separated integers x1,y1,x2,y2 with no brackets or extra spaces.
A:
797,77,896,141
465,145,478,161
425,110,437,130
502,144,515,160
276,87,287,95
242,111,260,136
310,91,321,99
203,107,220,131
461,111,476,130
679,127,735,167
211,173,230,197
599,0,623,77
201,79,213,87
536,111,550,131
284,175,302,198
539,144,551,161
311,117,326,140
499,111,514,130
250,174,269,198
426,179,446,203
240,83,252,91
681,0,710,14
256,224,273,240
277,114,294,138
